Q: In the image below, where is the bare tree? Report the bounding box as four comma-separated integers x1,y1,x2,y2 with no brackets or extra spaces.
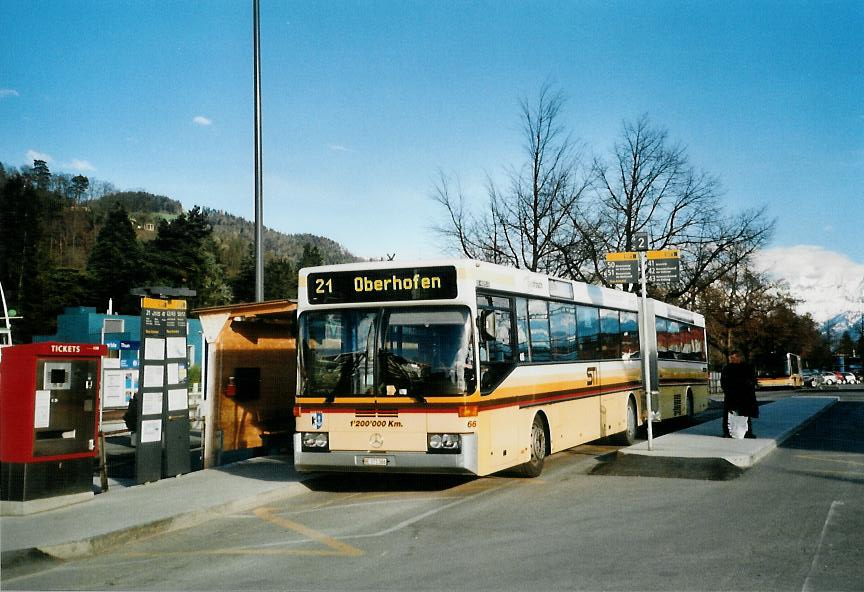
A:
432,95,774,311
697,251,826,369
699,254,786,361
433,86,590,273
585,115,774,303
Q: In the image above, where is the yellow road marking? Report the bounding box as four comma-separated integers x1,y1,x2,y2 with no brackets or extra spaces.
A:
253,507,364,557
125,508,364,558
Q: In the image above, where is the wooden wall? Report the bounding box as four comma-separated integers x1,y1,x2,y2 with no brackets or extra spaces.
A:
214,319,295,453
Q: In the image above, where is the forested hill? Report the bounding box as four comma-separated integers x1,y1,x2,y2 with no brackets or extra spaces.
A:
86,193,361,276
203,208,361,274
91,191,184,215
1,160,362,340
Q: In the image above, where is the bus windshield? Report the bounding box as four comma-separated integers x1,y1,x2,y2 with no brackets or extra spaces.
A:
299,307,474,398
754,352,792,378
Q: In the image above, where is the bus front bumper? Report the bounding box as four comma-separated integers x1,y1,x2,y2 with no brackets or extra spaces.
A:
293,433,478,475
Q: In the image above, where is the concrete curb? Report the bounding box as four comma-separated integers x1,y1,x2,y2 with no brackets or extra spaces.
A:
600,397,838,478
592,454,744,480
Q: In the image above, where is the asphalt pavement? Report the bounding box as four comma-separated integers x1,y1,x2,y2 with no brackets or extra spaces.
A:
0,395,841,572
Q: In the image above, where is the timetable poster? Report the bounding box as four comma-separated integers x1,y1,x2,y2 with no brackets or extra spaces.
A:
135,297,190,483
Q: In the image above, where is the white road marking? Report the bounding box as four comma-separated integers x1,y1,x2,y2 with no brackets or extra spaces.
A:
802,500,844,592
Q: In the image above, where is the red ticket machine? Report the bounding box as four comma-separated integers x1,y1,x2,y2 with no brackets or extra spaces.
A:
1,342,106,504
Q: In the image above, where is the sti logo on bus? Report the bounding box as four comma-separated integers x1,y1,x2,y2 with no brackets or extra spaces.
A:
307,266,458,304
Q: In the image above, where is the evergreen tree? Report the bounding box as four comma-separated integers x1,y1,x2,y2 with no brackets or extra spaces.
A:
148,206,230,307
231,249,297,302
86,203,148,313
230,244,256,303
0,174,61,340
265,257,294,300
31,159,51,190
70,175,89,204
298,243,323,270
42,267,89,325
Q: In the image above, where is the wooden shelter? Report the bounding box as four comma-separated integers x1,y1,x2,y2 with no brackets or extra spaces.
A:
194,300,296,466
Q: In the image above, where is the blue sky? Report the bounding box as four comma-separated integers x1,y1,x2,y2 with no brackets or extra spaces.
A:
2,0,862,267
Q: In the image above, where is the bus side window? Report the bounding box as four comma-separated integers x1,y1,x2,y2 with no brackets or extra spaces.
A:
667,321,682,359
477,295,516,393
576,306,600,360
484,310,513,362
528,299,551,362
550,301,577,361
656,318,672,360
515,298,531,362
620,311,639,359
599,308,621,360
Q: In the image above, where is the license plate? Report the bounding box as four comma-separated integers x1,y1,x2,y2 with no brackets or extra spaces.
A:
362,456,388,466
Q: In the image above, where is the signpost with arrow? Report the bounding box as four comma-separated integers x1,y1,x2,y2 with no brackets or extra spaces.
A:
604,234,681,450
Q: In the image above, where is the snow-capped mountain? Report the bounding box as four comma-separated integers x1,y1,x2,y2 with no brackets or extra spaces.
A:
823,311,863,339
755,245,864,338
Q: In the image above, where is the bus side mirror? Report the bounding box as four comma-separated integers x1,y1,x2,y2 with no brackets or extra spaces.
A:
478,310,496,342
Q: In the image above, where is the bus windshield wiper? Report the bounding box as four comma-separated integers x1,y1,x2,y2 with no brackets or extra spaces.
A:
380,352,427,404
322,351,368,403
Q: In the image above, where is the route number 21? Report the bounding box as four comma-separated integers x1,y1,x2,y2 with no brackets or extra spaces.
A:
315,278,333,294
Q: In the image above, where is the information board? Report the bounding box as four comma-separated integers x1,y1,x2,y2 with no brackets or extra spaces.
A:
135,297,190,484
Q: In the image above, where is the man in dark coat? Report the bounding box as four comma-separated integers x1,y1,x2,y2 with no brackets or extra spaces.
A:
720,350,759,438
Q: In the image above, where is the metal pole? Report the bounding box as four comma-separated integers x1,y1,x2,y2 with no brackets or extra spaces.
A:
253,0,264,302
203,339,218,468
639,252,654,451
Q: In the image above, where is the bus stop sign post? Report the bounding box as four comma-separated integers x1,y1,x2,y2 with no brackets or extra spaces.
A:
632,234,655,451
638,251,655,451
606,243,681,451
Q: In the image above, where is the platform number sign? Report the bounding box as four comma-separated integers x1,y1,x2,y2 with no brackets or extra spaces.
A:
634,232,649,251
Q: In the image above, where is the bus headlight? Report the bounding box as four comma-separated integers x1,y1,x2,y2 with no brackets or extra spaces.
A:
428,433,461,453
302,432,329,452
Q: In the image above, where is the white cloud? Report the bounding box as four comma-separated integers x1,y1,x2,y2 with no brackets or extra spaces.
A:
193,115,212,126
0,89,19,98
26,149,53,164
65,159,96,172
755,245,864,322
328,144,351,152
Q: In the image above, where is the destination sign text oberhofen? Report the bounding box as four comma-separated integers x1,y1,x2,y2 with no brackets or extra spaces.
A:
307,266,458,304
354,273,441,293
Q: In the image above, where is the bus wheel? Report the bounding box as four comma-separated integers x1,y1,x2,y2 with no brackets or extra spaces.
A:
613,397,638,446
518,414,547,478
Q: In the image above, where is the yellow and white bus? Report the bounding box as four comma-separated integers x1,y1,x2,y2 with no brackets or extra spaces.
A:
293,259,709,477
754,352,803,389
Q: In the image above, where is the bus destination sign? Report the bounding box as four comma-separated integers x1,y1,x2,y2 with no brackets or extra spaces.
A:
307,266,458,304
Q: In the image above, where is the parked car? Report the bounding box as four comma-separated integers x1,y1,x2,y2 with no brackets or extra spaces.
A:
843,372,859,384
801,370,820,387
833,371,847,384
820,372,839,385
